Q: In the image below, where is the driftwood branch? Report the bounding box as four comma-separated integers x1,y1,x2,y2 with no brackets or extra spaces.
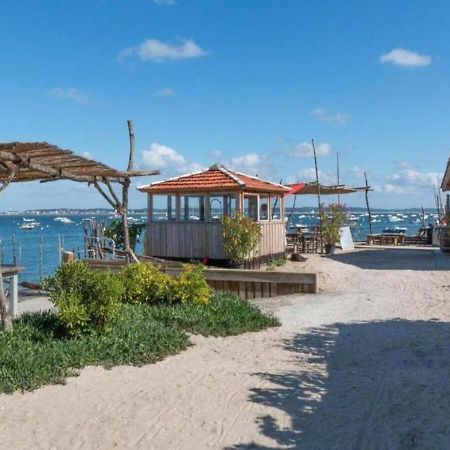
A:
127,120,135,171
0,165,18,193
93,179,118,210
103,177,121,206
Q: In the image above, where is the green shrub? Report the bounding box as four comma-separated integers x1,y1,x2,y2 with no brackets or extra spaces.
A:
44,262,123,337
121,263,211,305
221,212,261,265
173,264,211,305
121,263,176,304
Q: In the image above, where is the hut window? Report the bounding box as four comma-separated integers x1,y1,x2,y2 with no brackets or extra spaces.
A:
209,194,237,221
259,195,269,220
271,196,281,220
243,195,258,221
152,195,176,221
180,195,205,221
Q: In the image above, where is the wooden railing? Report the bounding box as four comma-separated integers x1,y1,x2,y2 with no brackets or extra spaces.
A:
83,259,318,298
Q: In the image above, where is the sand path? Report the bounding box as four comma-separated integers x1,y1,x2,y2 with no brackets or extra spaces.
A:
1,248,450,449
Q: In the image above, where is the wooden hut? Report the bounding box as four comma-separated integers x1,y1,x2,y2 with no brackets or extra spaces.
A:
138,164,290,264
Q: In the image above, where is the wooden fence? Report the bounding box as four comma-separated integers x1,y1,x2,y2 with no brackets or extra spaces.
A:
83,259,318,298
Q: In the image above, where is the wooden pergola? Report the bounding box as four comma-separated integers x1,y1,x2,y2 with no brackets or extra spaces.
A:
0,133,159,330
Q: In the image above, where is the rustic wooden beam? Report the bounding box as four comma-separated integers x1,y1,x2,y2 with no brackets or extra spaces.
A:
127,120,135,171
93,179,118,210
103,177,121,206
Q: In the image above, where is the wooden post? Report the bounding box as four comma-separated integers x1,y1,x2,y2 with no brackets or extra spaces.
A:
336,152,341,205
364,171,373,235
122,120,139,264
0,273,12,331
127,120,135,171
312,139,323,253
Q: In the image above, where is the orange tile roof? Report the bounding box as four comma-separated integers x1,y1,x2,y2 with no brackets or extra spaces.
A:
138,164,290,194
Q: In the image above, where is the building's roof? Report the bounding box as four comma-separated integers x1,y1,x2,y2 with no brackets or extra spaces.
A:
442,157,450,192
0,142,159,184
138,164,290,194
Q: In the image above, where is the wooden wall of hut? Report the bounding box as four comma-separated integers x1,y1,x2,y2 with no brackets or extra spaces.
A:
145,221,286,261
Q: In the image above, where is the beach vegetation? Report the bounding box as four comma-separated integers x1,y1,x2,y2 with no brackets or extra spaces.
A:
104,219,145,252
121,262,211,305
221,212,261,265
0,293,279,394
319,203,347,246
43,262,123,337
266,257,288,271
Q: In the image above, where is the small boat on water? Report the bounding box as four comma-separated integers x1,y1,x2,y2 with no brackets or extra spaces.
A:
20,222,38,230
54,217,74,224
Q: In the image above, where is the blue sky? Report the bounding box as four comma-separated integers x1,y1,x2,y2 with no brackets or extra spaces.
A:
1,0,449,210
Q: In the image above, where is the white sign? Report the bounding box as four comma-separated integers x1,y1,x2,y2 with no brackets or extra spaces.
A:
339,226,354,251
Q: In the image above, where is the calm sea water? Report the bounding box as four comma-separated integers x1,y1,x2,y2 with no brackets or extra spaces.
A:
0,214,146,282
0,209,438,282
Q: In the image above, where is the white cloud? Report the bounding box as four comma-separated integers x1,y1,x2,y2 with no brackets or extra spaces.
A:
226,153,272,176
157,87,174,96
46,87,91,104
140,142,204,176
311,108,351,125
287,142,331,158
375,167,442,194
118,38,208,63
141,143,186,168
380,48,431,67
154,0,176,5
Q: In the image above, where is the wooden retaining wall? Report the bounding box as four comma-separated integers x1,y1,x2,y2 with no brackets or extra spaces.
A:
83,259,318,298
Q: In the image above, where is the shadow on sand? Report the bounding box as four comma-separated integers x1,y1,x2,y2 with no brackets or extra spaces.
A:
232,320,450,449
328,248,450,271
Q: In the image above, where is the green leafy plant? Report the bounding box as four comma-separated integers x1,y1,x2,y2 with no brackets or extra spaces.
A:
173,264,211,305
43,262,123,337
266,257,287,271
121,263,176,305
221,212,261,265
319,203,347,245
121,263,211,305
104,219,145,252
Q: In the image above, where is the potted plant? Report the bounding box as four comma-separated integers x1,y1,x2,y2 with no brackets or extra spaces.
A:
319,203,346,255
221,212,261,268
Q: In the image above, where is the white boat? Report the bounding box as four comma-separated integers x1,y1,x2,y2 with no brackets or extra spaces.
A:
22,217,35,222
54,217,74,224
20,222,38,230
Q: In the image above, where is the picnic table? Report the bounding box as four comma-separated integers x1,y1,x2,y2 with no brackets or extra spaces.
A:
1,265,23,317
367,234,405,246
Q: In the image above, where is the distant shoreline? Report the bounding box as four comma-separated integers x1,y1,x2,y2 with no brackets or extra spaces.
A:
0,206,439,216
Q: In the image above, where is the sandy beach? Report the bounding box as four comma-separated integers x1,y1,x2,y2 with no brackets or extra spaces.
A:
1,247,450,449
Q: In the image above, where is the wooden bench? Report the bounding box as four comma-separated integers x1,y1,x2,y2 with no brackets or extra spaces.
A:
367,234,405,246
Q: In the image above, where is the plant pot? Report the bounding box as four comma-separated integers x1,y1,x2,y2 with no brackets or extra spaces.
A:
324,244,335,255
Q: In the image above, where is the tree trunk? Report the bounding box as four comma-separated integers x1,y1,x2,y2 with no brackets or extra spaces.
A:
0,272,13,331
